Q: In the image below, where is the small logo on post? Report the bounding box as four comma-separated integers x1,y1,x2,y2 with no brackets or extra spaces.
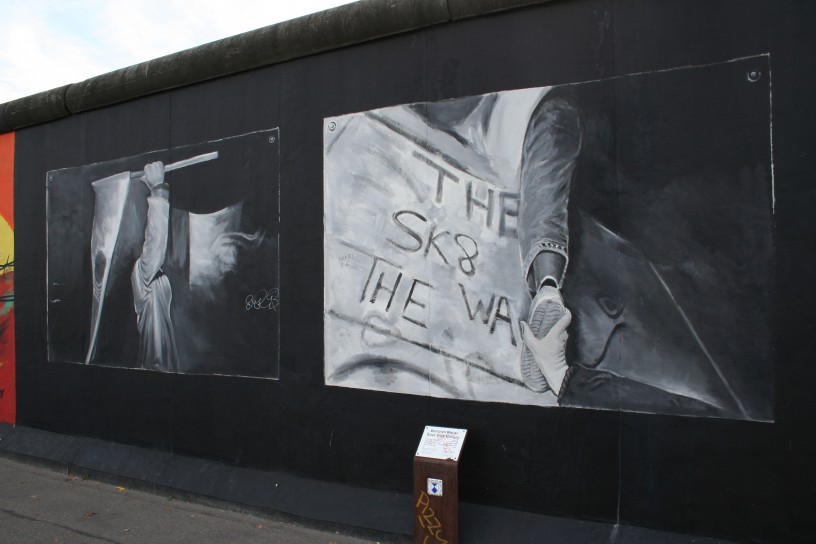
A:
427,478,443,497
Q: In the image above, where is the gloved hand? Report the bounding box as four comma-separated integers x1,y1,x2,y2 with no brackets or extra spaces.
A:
520,309,572,394
142,161,166,190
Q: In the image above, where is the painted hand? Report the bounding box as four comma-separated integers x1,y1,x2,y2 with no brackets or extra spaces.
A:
520,309,571,394
142,161,165,190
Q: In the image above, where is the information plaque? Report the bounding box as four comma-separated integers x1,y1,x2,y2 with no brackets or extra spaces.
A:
413,426,467,544
416,426,468,461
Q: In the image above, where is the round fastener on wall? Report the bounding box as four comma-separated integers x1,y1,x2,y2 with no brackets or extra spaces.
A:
747,70,762,82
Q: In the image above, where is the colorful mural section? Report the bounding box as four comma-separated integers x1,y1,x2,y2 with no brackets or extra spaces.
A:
0,131,14,425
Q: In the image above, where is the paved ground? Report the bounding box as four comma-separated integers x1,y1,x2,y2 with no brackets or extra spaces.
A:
0,456,384,544
0,433,743,544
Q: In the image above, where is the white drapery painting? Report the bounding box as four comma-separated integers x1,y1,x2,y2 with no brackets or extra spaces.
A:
47,129,280,378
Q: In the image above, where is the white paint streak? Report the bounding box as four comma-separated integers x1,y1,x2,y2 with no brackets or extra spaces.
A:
648,262,749,419
767,55,776,214
607,523,620,544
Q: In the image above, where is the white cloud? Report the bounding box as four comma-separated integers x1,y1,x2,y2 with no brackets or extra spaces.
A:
0,1,109,102
0,0,357,103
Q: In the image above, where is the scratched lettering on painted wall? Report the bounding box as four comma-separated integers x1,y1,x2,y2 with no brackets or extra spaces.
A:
323,90,549,405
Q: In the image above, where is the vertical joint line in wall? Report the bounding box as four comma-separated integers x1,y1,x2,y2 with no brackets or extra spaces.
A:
276,126,282,376
610,255,622,544
167,91,175,454
442,0,453,20
767,54,775,215
609,405,621,543
428,13,434,399
611,1,622,528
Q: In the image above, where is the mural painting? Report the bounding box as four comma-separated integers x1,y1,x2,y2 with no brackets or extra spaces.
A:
47,129,280,378
0,131,14,424
324,57,774,421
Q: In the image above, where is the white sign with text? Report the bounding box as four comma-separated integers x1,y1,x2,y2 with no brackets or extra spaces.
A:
415,426,467,461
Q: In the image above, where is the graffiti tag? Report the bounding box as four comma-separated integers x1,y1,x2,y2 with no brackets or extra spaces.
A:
415,491,448,544
245,288,280,311
339,253,354,267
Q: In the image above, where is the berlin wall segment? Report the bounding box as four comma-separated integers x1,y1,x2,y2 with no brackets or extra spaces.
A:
7,1,816,543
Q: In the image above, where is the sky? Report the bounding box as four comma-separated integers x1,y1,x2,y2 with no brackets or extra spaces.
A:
0,0,357,104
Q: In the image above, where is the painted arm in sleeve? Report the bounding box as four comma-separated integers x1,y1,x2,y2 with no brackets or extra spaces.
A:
132,162,170,309
517,97,582,393
518,97,582,290
521,312,722,413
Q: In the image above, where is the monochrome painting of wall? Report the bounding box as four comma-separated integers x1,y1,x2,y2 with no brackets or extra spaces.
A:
48,129,280,378
324,56,774,421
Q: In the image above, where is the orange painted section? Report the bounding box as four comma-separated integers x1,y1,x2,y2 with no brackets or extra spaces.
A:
0,131,15,425
0,132,13,229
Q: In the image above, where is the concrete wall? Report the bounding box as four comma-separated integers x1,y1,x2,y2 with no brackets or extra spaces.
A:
3,1,816,542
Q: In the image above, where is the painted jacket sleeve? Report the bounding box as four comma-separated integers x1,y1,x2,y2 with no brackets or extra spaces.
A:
518,97,582,288
132,190,170,312
558,366,725,417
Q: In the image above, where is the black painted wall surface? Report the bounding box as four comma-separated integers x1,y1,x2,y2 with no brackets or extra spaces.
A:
11,1,816,542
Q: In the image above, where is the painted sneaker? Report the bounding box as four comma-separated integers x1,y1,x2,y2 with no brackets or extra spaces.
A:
520,285,566,392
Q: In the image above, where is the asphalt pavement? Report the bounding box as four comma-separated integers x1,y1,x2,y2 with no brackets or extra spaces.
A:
0,428,743,544
0,456,384,544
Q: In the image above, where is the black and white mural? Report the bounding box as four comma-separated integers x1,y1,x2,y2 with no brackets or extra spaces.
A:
48,129,280,378
324,57,774,421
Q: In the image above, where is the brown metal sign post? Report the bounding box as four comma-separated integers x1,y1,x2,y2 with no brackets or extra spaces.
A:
413,426,467,544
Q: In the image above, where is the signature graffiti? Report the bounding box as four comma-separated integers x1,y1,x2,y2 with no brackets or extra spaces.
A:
415,491,448,544
339,253,354,268
245,288,280,311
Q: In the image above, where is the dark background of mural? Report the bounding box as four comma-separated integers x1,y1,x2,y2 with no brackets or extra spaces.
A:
10,1,816,542
559,62,774,420
46,130,280,377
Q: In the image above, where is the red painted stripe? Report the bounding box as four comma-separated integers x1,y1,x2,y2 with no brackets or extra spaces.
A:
0,131,14,425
